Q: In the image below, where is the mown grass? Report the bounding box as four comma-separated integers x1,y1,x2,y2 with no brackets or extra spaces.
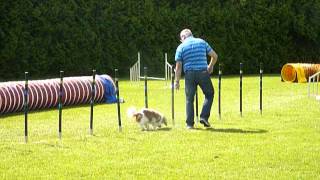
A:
0,75,319,179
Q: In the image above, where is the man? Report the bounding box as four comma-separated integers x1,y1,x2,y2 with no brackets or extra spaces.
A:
174,29,218,129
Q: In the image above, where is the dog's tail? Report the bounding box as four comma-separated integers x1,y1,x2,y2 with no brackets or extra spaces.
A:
162,116,168,126
127,106,137,118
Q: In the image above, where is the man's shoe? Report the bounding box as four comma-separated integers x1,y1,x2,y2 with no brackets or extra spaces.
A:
186,125,194,130
200,119,211,127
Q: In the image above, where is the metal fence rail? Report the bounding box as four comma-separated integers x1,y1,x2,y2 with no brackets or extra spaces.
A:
130,52,172,82
308,71,320,100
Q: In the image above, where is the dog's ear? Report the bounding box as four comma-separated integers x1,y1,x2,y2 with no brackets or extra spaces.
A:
134,113,143,122
133,112,140,117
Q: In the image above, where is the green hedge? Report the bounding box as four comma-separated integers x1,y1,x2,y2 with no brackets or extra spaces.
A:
1,0,319,80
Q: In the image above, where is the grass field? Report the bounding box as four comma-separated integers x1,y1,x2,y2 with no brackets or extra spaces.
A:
0,75,319,179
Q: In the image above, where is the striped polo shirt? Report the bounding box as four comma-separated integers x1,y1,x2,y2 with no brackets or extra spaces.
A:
175,36,213,72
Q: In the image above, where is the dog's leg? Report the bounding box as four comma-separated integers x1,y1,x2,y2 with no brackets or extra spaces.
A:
140,123,146,131
150,121,157,130
144,123,149,131
152,124,157,130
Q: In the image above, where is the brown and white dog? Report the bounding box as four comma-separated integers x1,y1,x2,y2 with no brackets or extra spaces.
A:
127,107,167,131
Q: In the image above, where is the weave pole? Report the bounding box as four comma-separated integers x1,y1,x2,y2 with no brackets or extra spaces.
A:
195,87,199,125
165,53,167,81
58,71,64,139
90,69,96,135
260,63,263,115
240,63,243,117
115,69,122,131
24,72,29,143
171,66,175,126
144,67,148,108
218,64,222,120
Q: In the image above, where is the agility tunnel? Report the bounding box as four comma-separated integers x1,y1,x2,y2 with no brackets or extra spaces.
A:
0,75,117,115
281,63,320,83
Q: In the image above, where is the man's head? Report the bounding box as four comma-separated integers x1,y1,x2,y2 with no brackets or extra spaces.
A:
180,29,193,42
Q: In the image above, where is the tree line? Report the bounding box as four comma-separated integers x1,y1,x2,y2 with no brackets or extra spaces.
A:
0,0,319,80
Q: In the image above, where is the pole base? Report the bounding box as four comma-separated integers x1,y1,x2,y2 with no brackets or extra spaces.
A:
24,136,28,143
119,126,122,132
195,117,199,127
90,129,93,135
59,132,62,139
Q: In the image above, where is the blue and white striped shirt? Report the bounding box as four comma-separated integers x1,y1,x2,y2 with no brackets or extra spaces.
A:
175,36,213,72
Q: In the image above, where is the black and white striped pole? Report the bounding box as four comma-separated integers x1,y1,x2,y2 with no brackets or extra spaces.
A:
58,71,64,139
144,67,148,108
171,66,175,126
218,64,222,120
24,72,29,143
240,62,243,117
115,69,122,132
260,63,263,115
90,69,96,135
195,87,199,125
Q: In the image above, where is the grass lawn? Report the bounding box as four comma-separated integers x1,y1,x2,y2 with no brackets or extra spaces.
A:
0,75,319,179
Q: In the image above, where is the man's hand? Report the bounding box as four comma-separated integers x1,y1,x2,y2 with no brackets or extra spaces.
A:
174,81,180,90
175,62,182,90
207,65,214,74
207,50,218,74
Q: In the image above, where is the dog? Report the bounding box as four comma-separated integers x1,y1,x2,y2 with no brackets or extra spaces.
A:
127,107,167,131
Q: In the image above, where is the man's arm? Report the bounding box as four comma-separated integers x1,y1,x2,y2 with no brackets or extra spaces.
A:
207,50,218,74
174,61,182,90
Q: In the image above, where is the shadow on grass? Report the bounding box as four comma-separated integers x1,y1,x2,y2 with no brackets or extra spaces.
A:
189,127,267,134
143,127,172,132
158,127,172,131
206,128,268,134
0,103,112,118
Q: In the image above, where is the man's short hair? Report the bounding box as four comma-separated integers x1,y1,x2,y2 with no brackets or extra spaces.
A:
180,29,193,40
